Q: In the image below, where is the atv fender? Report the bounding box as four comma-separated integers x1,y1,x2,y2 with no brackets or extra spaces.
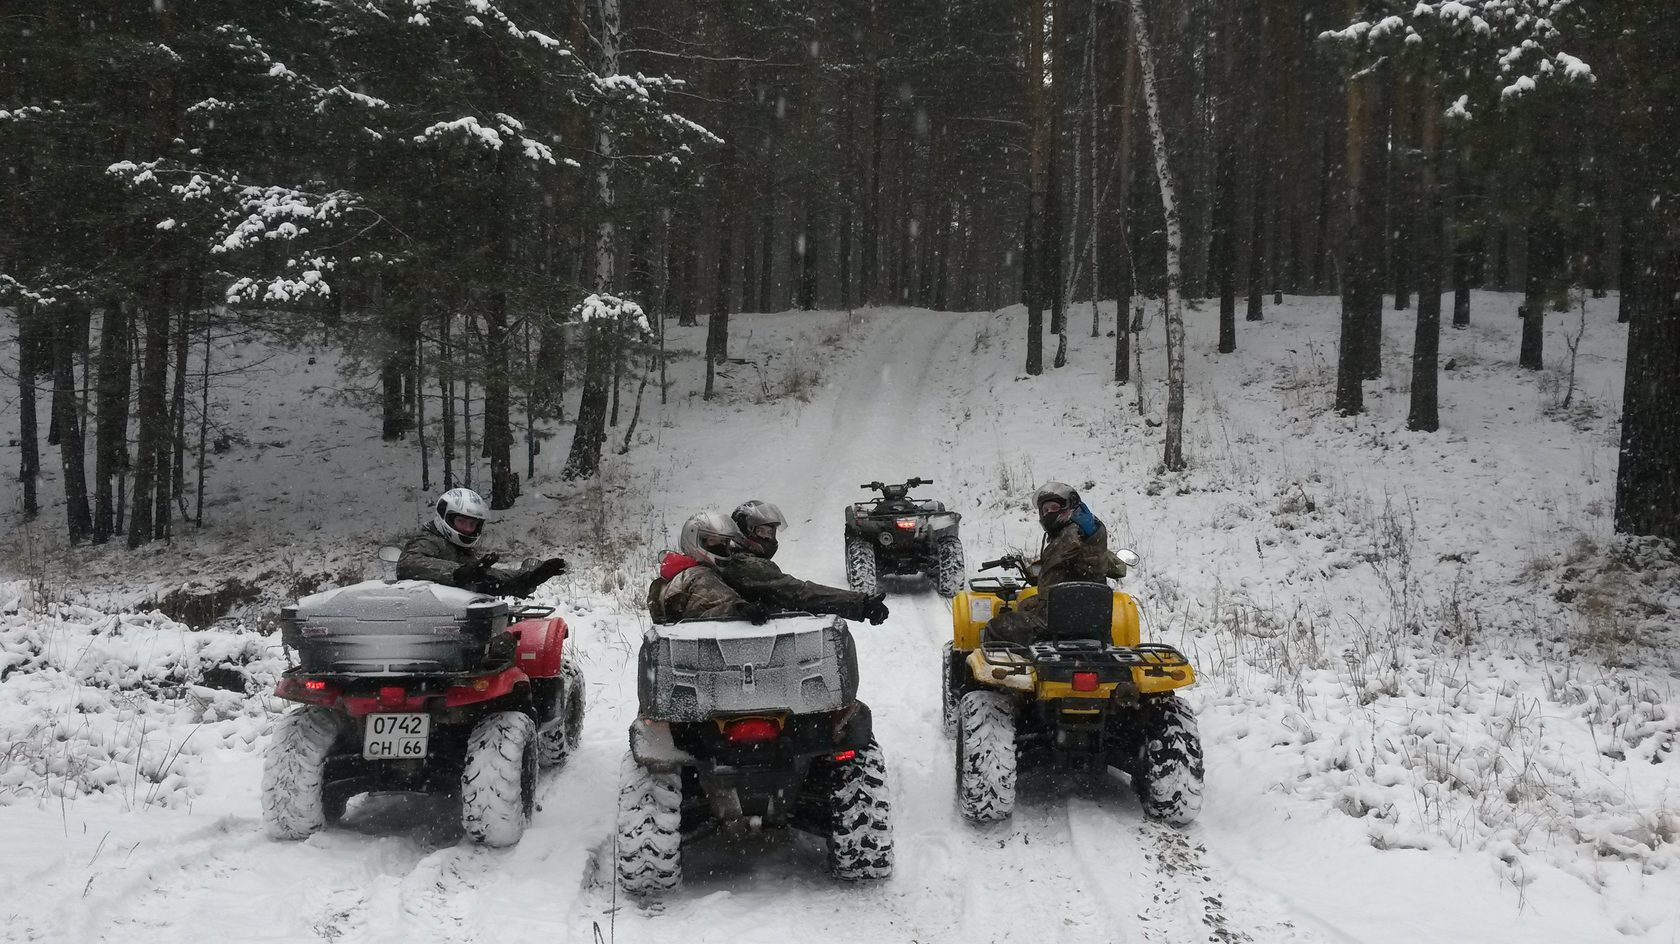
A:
966,649,1035,692
630,720,696,772
833,700,874,750
510,615,569,679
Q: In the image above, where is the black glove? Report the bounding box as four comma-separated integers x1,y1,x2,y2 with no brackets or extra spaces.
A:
452,553,500,586
859,593,889,625
741,601,773,626
533,556,567,580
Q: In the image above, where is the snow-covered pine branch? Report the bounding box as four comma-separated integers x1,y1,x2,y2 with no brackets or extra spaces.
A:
1320,1,1593,118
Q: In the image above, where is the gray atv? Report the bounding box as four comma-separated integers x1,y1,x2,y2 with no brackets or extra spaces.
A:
843,478,966,597
614,612,893,896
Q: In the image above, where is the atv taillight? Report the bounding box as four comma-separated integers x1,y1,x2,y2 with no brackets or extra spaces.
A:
894,518,917,530
724,718,782,744
1072,671,1100,692
279,677,340,705
832,749,857,762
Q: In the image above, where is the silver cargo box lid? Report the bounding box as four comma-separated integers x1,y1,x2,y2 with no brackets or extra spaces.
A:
292,580,503,620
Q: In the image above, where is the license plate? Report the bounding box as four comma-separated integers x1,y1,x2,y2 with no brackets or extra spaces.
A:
363,713,431,760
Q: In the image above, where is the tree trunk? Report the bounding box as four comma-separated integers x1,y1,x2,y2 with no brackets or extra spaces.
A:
53,307,93,541
16,307,40,521
93,299,130,542
1407,80,1443,433
563,324,612,479
441,310,456,487
1613,237,1679,542
1129,0,1185,471
169,282,191,509
1024,0,1047,375
484,291,516,508
1617,213,1636,325
1519,222,1550,370
1390,73,1414,312
706,143,738,399
1337,54,1386,415
128,274,172,548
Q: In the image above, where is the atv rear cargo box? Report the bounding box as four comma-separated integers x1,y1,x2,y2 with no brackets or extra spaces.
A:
639,614,859,721
280,580,509,675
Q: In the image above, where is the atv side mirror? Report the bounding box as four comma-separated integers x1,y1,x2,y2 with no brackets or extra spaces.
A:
378,544,401,583
1117,548,1140,568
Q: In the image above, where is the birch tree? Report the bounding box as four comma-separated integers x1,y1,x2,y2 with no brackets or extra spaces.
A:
1128,0,1186,472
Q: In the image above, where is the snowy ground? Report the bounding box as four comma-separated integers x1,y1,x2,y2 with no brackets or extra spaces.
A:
2,291,1677,943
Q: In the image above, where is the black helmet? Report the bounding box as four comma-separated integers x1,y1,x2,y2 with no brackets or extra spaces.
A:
1034,482,1080,533
731,500,789,559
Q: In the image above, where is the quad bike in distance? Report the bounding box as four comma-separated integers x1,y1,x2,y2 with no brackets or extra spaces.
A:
943,554,1203,825
615,612,893,896
262,546,585,848
844,477,966,597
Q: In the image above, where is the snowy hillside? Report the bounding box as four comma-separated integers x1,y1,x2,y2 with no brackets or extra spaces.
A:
3,295,1677,943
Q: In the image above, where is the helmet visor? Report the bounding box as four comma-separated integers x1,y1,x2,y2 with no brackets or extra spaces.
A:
449,514,483,536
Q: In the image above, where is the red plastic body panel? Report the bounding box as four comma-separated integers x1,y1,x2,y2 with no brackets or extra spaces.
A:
508,615,569,680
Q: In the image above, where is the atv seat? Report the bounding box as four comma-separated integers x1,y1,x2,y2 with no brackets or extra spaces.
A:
1040,581,1114,642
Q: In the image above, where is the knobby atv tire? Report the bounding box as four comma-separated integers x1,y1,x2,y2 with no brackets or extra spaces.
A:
933,536,966,598
615,752,682,895
538,659,586,769
826,739,894,880
845,536,879,595
1132,695,1204,826
956,690,1017,821
461,711,538,847
262,706,343,841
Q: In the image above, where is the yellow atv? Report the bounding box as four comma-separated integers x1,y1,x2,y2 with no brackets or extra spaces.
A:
943,554,1202,824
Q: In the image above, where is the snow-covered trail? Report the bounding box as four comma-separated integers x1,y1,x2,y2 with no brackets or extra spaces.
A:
0,309,1380,943
568,308,1344,944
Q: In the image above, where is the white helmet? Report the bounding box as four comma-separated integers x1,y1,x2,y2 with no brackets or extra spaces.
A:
679,511,746,567
432,487,490,548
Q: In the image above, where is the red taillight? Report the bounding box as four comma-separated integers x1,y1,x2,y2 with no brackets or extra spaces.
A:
724,718,782,744
1072,671,1100,692
832,749,857,762
894,518,917,530
304,679,329,691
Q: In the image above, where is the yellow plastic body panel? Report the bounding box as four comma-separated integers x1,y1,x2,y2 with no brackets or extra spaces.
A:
952,587,1141,650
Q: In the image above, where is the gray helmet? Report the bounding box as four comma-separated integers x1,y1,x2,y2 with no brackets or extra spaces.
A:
731,500,788,558
679,511,747,567
1034,481,1080,533
433,487,490,548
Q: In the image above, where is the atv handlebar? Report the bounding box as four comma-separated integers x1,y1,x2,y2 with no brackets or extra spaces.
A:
861,477,933,492
979,554,1025,572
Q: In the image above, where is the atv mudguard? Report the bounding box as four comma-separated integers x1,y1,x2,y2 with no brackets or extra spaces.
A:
509,613,569,680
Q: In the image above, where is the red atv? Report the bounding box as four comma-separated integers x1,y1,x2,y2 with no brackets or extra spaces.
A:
261,567,584,847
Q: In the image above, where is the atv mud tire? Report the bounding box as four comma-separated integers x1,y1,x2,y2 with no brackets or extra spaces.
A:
461,711,538,847
933,536,966,598
845,536,879,595
538,659,586,769
1132,695,1204,826
956,690,1017,821
615,752,683,895
262,706,343,840
826,739,894,880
